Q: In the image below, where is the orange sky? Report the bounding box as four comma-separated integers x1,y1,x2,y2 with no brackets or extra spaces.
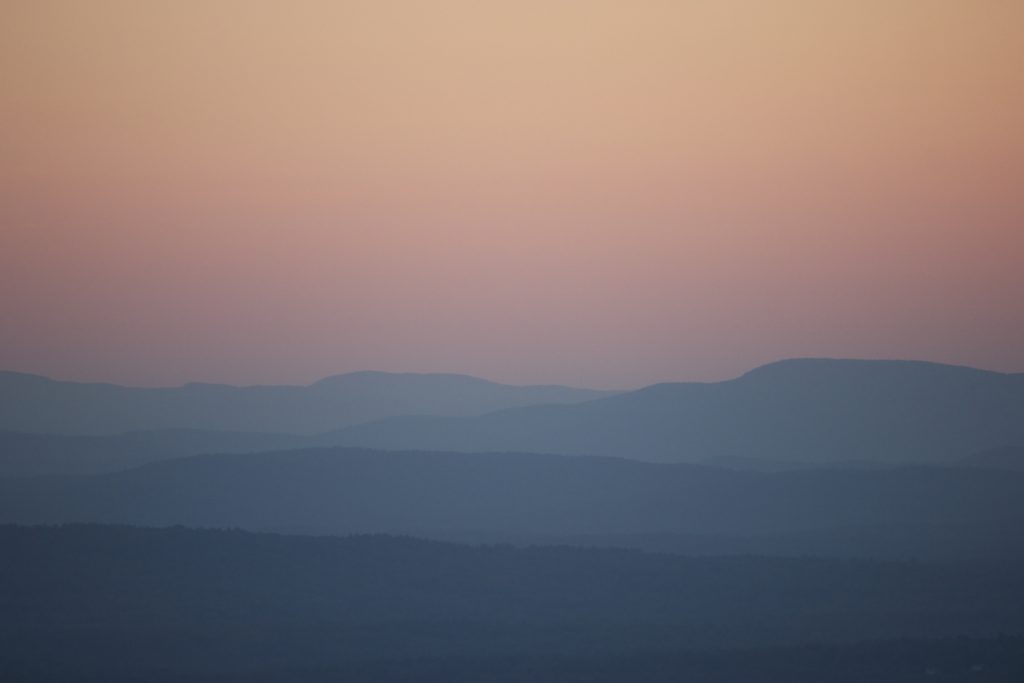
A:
1,0,1022,388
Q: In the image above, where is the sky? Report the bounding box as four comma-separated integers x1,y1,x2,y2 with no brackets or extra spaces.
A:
1,1,1022,389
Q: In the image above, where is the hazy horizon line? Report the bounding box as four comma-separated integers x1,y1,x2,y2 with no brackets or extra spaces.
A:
3,355,1020,393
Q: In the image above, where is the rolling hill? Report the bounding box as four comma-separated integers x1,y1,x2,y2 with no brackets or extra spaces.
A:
0,370,614,435
3,447,1023,562
0,429,309,477
329,359,1024,465
1,524,1022,682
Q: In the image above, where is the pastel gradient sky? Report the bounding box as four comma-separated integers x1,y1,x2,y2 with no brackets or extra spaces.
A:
2,1,1022,389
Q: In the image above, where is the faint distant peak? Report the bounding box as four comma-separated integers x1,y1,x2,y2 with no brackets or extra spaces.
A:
311,370,498,387
735,357,1012,382
180,382,237,390
0,368,613,394
0,370,53,383
310,371,613,394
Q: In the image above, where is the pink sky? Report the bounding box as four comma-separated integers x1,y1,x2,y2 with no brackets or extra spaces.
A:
1,1,1022,388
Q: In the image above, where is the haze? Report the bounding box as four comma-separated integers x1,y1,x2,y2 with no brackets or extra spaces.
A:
2,0,1022,388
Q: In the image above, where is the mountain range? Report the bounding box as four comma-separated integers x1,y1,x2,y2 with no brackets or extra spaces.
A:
0,370,614,435
329,359,1024,464
2,359,1022,476
5,357,1024,680
4,447,1023,562
3,524,1022,681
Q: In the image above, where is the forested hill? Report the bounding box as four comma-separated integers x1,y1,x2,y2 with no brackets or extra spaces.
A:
2,524,1023,681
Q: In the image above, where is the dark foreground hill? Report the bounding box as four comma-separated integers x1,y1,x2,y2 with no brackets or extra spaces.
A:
1,525,1023,682
3,448,1023,562
330,359,1024,465
0,370,612,435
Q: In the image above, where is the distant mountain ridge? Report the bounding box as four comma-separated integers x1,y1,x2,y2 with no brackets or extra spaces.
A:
330,358,1024,465
4,446,1023,562
3,358,1022,472
0,370,615,435
0,429,310,477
